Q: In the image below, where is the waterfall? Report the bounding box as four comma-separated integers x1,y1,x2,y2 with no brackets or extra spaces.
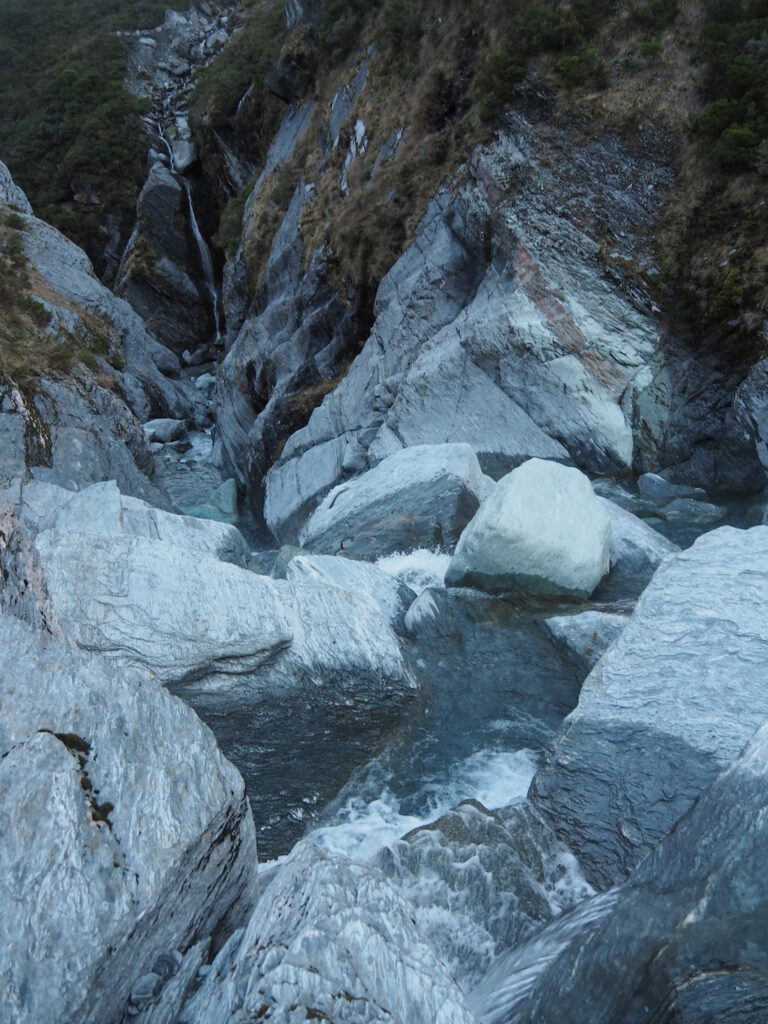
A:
155,120,222,340
236,81,253,118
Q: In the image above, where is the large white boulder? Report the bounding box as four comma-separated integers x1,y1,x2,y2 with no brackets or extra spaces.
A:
0,613,257,1024
446,459,611,598
298,443,488,558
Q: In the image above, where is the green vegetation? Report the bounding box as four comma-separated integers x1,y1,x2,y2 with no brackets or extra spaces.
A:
0,210,115,386
696,0,768,170
0,0,190,267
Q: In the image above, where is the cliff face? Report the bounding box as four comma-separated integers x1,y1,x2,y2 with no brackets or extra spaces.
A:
204,1,767,535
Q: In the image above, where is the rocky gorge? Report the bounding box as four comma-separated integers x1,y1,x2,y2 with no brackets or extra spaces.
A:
2,0,768,1021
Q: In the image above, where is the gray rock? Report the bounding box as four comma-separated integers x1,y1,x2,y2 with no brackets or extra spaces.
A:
0,613,257,1024
179,843,477,1024
298,443,488,557
41,479,249,565
34,530,294,683
475,719,768,1024
446,460,612,599
285,551,416,634
543,610,627,673
637,471,707,502
0,160,33,213
531,526,768,888
143,417,188,443
262,114,668,533
31,524,416,856
115,162,213,354
596,495,678,598
660,496,727,523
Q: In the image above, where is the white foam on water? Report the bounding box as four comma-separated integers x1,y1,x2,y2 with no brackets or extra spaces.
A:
181,429,214,463
376,548,451,595
306,748,538,863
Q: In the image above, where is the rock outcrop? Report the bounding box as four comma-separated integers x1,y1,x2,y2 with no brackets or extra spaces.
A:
473,719,768,1024
179,843,478,1024
446,460,612,599
0,613,257,1024
531,525,768,888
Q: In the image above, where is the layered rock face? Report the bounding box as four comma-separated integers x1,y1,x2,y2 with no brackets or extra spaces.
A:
178,844,478,1024
0,613,258,1024
250,108,670,538
472,720,768,1024
531,525,768,888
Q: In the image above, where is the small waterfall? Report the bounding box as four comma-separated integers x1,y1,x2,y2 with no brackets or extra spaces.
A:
155,120,222,340
236,81,254,118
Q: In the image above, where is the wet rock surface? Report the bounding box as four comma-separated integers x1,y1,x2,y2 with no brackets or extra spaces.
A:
179,843,478,1024
474,720,768,1024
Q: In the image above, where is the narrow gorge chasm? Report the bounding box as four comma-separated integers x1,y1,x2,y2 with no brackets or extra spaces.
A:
3,0,768,1021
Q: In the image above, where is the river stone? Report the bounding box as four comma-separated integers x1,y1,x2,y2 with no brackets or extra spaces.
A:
446,459,611,599
476,719,768,1024
531,525,768,889
144,417,188,443
34,530,294,683
660,496,727,523
285,551,416,634
298,443,488,558
543,610,627,674
178,843,477,1024
636,472,707,502
0,613,257,1024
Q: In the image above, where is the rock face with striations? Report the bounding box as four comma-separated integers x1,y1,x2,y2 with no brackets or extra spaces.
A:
296,443,490,556
179,843,478,1024
0,613,258,1024
473,719,768,1024
446,459,612,599
531,525,768,889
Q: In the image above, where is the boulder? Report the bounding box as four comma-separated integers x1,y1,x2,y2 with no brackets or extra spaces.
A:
531,526,768,888
474,719,768,1024
298,443,488,558
36,479,249,565
143,417,188,443
543,610,627,674
660,496,727,523
0,613,257,1024
32,527,416,856
34,531,293,683
285,551,416,634
637,472,707,502
179,844,477,1024
446,459,611,599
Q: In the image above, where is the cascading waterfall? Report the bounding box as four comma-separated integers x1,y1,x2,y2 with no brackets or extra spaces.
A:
154,119,222,340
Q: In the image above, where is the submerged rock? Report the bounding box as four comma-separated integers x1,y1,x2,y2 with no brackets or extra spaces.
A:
446,459,611,599
0,613,257,1024
298,443,488,557
475,719,768,1024
179,843,477,1024
531,525,768,888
